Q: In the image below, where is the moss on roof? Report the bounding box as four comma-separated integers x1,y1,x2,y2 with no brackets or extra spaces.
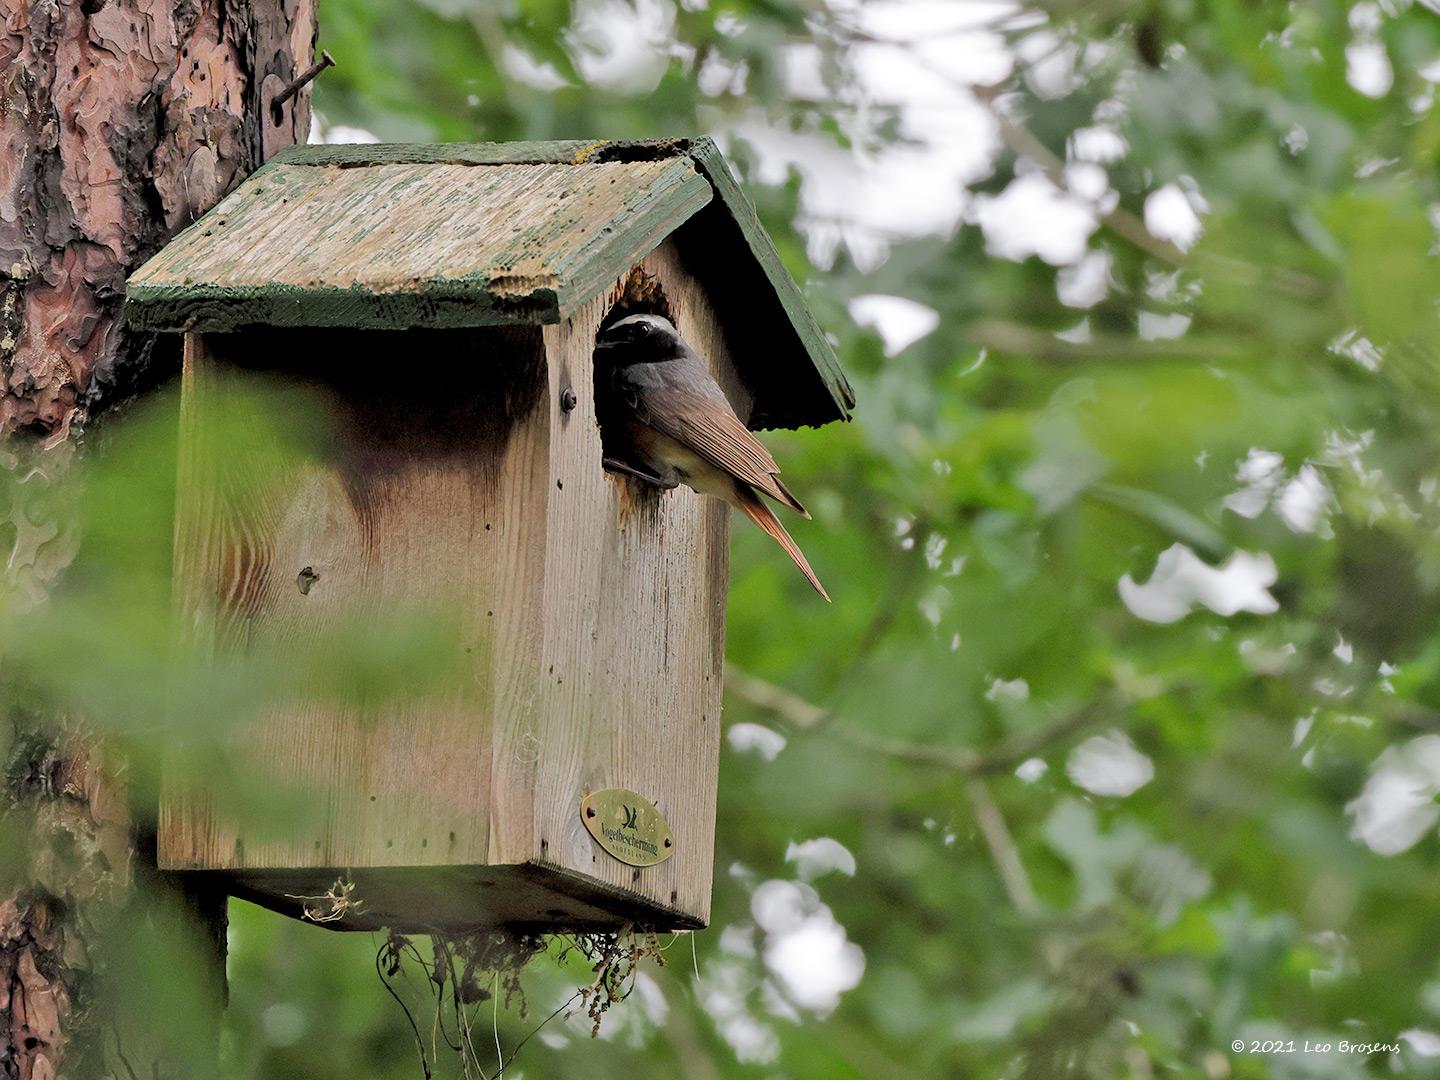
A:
127,138,852,427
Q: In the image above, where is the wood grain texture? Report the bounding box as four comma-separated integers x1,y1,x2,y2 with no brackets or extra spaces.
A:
162,327,552,879
511,236,732,926
123,137,854,430
262,137,856,425
162,239,733,929
126,158,711,330
685,138,855,425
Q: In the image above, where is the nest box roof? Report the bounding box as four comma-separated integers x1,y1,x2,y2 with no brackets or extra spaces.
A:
126,138,853,428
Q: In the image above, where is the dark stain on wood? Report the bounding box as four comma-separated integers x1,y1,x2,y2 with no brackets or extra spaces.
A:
204,325,547,505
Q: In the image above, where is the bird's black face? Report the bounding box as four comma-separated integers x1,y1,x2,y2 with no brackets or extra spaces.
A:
594,314,683,365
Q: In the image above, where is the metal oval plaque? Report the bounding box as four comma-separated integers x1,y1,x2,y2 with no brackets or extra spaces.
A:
581,789,674,867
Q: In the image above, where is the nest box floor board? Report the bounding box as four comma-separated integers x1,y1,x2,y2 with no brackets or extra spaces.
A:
222,864,705,934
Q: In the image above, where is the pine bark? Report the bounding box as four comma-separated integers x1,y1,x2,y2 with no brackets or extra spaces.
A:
0,0,318,1073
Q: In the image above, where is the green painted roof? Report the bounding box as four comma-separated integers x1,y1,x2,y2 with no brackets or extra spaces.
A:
126,138,852,428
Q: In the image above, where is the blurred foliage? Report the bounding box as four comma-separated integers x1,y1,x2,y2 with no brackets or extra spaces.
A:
1,384,469,828
11,0,1440,1076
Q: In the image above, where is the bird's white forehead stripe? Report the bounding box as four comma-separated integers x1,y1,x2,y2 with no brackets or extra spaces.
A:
610,313,676,332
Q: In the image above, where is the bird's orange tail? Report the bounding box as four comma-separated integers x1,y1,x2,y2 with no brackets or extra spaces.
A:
732,483,830,601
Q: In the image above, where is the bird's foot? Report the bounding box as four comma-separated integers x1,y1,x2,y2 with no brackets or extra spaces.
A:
602,458,677,489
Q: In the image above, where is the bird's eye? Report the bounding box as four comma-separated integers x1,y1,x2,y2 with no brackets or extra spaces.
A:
638,323,652,335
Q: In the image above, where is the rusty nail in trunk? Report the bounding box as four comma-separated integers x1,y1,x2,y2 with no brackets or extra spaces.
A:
272,50,336,117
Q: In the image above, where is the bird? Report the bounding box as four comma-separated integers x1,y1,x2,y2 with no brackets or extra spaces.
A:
593,312,829,601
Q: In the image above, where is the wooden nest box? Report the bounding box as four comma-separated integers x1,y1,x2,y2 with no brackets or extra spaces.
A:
126,139,852,933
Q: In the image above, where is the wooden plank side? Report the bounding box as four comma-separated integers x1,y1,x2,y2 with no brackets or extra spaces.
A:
515,237,730,926
498,290,611,879
159,327,551,874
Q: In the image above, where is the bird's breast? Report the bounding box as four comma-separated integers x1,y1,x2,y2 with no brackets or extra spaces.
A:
628,420,733,499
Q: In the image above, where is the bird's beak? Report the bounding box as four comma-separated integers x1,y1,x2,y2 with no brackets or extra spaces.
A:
593,339,618,352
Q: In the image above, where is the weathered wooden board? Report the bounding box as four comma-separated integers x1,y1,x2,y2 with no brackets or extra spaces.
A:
218,864,688,934
160,237,730,930
683,138,853,427
162,326,552,880
123,138,853,431
127,158,710,331
498,237,732,925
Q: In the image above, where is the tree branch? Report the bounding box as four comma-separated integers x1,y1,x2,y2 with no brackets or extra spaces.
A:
976,91,1188,267
967,317,1241,363
723,665,830,730
723,665,1117,776
962,775,1065,969
724,666,1095,957
962,776,1040,916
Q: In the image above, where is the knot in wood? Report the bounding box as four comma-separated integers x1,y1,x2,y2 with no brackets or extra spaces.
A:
296,566,321,595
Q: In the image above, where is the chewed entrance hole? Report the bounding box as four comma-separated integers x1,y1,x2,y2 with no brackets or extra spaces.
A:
592,270,674,494
600,267,673,331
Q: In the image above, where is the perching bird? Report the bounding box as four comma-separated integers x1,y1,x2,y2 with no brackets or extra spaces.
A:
594,313,829,601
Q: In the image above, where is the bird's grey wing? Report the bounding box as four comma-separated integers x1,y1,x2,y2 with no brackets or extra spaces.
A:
618,360,807,515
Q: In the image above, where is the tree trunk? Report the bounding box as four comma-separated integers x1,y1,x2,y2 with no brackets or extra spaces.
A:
0,0,318,1073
